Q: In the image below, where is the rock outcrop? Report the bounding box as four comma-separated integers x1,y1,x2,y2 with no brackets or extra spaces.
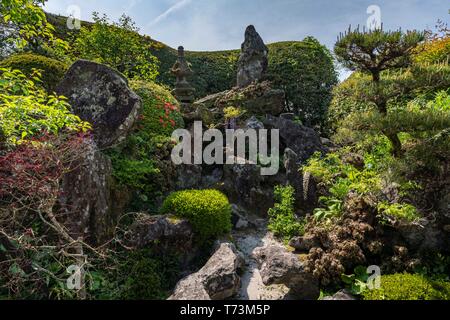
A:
169,242,245,300
254,244,320,299
56,60,142,244
124,214,194,253
56,60,141,148
237,25,269,87
193,81,285,119
323,289,356,300
264,114,326,162
58,138,115,244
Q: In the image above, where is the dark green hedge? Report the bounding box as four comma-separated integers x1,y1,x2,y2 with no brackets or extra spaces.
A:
0,53,68,92
152,38,337,127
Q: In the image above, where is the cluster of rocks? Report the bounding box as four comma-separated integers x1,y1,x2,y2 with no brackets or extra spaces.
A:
169,242,245,300
174,113,324,215
56,60,142,244
173,25,326,217
253,245,320,299
289,191,449,287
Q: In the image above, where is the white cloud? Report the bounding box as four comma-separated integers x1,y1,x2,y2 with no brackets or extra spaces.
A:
148,0,192,27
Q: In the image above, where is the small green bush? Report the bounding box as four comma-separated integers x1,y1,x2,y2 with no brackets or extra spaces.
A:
268,185,305,241
161,190,232,241
0,53,68,92
362,273,450,300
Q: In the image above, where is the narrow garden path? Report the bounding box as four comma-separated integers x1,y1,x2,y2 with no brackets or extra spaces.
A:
232,219,290,300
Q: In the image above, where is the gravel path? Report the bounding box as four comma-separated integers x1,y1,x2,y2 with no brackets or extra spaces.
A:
232,220,290,300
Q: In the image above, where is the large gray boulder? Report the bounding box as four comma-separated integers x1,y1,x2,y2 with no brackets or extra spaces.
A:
169,242,245,300
124,214,194,252
254,245,319,299
237,25,269,87
264,115,326,162
56,60,141,148
58,138,115,244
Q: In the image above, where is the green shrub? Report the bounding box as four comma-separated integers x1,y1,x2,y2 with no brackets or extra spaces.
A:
377,202,420,223
129,80,184,136
0,67,90,147
268,185,305,240
161,190,232,241
362,273,450,300
267,38,338,128
73,13,159,81
52,14,338,127
107,80,183,211
87,248,180,300
0,53,68,92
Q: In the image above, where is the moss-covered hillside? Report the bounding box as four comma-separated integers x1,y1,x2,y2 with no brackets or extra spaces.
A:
46,13,337,126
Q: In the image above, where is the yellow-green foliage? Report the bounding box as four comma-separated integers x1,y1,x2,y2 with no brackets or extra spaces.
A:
377,202,420,222
223,106,246,120
327,72,375,133
362,273,450,300
268,185,305,241
0,68,90,146
161,190,232,241
415,36,450,64
304,151,382,197
0,53,68,91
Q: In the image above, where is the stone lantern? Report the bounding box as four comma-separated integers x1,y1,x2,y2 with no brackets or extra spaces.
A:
171,46,195,104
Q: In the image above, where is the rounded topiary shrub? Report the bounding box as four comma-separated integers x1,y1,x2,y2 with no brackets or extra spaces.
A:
0,53,68,92
362,273,450,300
161,189,232,240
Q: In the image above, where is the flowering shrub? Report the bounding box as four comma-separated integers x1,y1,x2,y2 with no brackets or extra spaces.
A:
0,133,90,299
107,80,184,211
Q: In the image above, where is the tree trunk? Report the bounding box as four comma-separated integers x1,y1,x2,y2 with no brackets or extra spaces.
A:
385,132,402,157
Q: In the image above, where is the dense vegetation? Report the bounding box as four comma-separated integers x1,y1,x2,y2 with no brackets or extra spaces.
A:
0,0,449,301
40,13,338,129
107,80,184,211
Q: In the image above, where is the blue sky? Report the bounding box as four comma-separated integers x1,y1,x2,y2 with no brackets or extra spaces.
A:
44,0,449,80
